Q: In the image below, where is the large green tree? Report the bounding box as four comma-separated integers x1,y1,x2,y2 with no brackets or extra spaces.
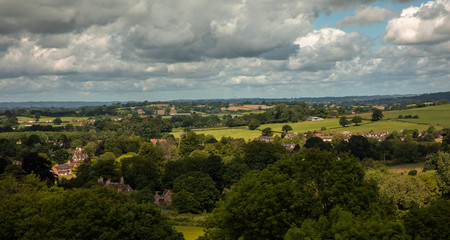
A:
172,171,219,213
204,150,379,240
371,109,384,121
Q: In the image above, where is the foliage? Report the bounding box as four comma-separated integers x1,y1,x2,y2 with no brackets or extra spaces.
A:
204,149,379,240
371,109,383,121
120,155,158,191
180,131,201,157
261,127,274,136
243,140,286,170
281,124,293,133
0,177,183,240
424,152,450,197
366,168,440,210
304,136,332,151
172,171,219,213
351,116,362,126
403,199,450,239
21,152,56,185
285,207,407,240
248,119,261,130
339,116,349,127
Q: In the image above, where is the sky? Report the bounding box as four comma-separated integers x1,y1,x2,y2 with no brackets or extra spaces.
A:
0,0,449,102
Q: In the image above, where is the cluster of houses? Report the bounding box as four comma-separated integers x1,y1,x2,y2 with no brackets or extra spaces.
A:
255,130,391,147
51,147,89,176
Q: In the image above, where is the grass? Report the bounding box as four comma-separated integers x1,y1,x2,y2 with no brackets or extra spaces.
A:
173,226,204,240
383,104,450,127
388,162,426,174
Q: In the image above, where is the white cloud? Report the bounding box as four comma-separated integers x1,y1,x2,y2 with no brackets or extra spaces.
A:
337,6,393,27
288,28,370,71
384,0,450,44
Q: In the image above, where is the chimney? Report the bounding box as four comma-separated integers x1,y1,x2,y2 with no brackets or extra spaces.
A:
120,176,124,185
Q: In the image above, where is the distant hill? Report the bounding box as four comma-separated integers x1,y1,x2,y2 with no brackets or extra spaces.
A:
0,101,115,111
175,91,450,105
0,91,448,110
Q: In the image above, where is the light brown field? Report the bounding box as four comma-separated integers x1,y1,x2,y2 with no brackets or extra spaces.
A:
221,104,273,111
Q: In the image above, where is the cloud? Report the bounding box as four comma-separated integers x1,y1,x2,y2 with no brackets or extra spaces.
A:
0,0,449,102
337,6,393,27
384,0,450,44
0,0,135,35
288,28,371,71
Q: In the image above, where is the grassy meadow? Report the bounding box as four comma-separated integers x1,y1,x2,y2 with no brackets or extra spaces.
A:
173,226,204,240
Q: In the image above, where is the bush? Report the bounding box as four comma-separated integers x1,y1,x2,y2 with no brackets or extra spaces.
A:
408,169,418,176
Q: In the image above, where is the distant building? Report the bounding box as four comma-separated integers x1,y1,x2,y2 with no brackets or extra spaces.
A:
98,177,133,193
306,117,324,121
52,163,73,175
72,147,89,165
284,132,299,139
282,143,296,151
254,136,274,142
154,189,173,207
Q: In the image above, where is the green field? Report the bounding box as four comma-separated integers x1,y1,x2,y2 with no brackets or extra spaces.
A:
173,226,204,240
383,104,450,127
173,104,449,140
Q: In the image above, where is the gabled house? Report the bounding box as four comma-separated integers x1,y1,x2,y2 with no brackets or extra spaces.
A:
154,189,173,207
52,163,73,175
254,136,274,142
72,147,89,165
98,177,133,193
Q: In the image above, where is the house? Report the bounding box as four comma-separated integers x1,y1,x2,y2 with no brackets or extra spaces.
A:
154,189,173,207
282,143,296,151
150,139,167,144
306,116,324,121
254,136,274,142
52,163,73,175
98,177,133,193
319,136,333,142
284,132,299,139
72,147,89,165
157,109,166,115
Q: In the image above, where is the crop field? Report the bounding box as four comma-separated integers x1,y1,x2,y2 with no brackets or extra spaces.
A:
173,226,204,240
221,104,273,111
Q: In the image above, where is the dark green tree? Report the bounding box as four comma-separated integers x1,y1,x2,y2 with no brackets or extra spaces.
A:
371,109,383,121
248,119,261,130
172,171,219,213
53,117,62,125
243,141,286,170
21,152,56,185
120,155,158,191
403,199,450,239
339,116,349,127
179,131,201,156
282,124,293,133
261,127,273,137
352,116,363,126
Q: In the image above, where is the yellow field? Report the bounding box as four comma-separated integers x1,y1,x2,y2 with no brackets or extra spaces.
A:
173,226,204,240
389,162,426,174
